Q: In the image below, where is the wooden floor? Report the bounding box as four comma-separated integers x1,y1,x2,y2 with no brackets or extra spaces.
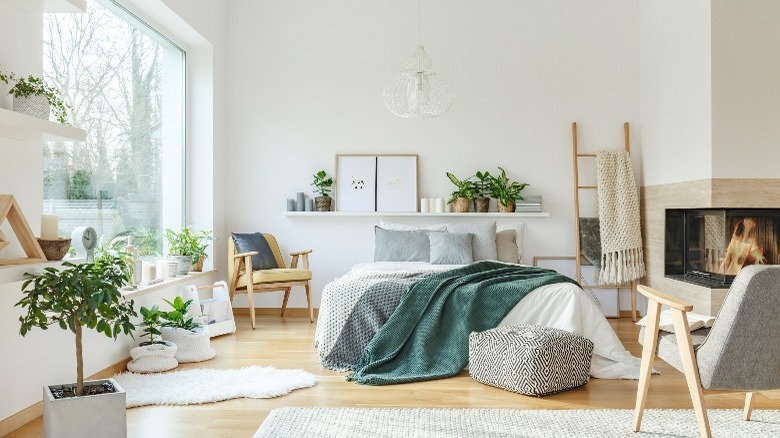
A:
8,315,780,437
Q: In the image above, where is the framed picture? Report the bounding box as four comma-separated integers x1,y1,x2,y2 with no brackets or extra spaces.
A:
335,155,377,212
376,155,418,212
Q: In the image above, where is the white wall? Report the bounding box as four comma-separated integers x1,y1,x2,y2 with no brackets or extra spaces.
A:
225,0,641,309
639,0,712,186
711,0,780,178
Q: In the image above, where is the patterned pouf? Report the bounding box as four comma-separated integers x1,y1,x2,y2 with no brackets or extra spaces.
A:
468,325,594,396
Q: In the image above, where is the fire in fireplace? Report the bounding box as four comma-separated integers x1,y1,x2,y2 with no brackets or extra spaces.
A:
665,208,780,287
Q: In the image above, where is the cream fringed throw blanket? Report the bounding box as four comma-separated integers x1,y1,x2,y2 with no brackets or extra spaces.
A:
596,150,645,285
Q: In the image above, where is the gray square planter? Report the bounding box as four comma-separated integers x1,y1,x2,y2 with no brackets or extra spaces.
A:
43,378,126,438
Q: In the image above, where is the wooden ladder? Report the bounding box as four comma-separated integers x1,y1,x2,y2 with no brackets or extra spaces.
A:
572,122,638,321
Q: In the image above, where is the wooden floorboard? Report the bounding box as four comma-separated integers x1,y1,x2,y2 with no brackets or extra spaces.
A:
6,315,779,437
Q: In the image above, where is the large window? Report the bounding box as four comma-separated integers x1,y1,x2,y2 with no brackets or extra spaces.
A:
43,0,185,255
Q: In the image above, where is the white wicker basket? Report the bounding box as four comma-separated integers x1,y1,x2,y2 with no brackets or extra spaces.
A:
127,342,178,373
162,327,216,363
13,94,50,120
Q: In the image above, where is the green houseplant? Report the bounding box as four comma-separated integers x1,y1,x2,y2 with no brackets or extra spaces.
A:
16,256,136,436
472,170,492,213
160,296,215,363
311,170,334,212
127,305,179,374
446,172,475,213
139,305,166,345
161,296,201,332
489,167,529,213
165,226,215,273
0,66,70,124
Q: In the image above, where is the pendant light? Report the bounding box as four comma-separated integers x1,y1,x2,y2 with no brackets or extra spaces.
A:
383,0,454,118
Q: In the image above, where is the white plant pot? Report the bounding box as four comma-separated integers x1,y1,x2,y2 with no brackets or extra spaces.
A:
43,378,126,438
14,94,50,120
162,326,216,363
168,255,193,275
127,341,178,373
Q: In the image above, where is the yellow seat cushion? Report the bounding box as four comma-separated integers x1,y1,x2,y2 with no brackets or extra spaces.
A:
236,268,312,288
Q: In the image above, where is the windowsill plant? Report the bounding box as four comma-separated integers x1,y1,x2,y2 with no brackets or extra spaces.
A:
165,226,215,273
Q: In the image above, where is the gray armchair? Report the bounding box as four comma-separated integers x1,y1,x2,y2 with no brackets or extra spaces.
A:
633,265,780,438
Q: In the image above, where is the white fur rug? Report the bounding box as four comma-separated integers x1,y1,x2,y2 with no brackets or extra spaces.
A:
113,366,318,408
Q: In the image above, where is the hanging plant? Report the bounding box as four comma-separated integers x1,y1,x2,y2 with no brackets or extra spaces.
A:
0,66,70,125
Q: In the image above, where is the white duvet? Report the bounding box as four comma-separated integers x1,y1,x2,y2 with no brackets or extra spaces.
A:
345,262,642,380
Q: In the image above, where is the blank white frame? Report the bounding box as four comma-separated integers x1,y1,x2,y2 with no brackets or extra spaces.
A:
376,155,418,212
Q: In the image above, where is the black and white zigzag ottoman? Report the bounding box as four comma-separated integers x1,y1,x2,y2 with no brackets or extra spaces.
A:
468,324,594,396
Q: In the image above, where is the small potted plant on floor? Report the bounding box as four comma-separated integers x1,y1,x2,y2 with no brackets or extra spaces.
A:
127,305,178,373
161,296,216,363
489,167,529,213
16,255,137,437
446,172,475,213
165,226,215,274
0,66,70,124
472,170,492,213
311,170,334,212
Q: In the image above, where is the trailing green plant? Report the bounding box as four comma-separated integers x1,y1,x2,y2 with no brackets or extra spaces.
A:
446,172,476,204
16,256,137,396
489,167,529,207
161,296,201,332
311,170,333,198
0,66,70,125
139,305,164,344
472,170,492,198
165,226,214,264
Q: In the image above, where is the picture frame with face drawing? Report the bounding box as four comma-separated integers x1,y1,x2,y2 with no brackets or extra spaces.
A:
334,154,419,212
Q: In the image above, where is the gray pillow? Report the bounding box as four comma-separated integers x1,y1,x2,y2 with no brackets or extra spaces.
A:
231,232,279,270
430,232,473,265
374,227,430,262
445,221,497,261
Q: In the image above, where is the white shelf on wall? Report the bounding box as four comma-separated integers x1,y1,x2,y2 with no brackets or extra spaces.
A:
2,0,87,13
284,211,550,218
0,108,86,142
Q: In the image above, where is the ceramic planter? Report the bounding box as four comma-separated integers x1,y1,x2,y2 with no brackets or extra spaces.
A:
474,197,490,213
43,378,126,438
168,255,193,275
315,196,332,212
451,197,470,213
162,326,216,363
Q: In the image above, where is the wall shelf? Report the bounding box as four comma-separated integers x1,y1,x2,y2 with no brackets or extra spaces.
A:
0,108,86,142
284,211,550,218
3,0,87,13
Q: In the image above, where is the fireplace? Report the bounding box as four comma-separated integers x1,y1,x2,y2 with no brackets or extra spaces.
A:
665,208,780,287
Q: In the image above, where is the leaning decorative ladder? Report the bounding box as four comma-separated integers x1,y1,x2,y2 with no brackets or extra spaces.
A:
571,122,638,321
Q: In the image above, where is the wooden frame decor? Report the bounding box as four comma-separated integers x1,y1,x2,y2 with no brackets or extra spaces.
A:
335,155,377,212
0,194,46,266
376,155,418,212
335,154,418,212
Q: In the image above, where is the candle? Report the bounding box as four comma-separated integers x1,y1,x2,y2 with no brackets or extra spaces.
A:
41,214,59,240
286,199,296,211
420,198,429,213
305,199,314,211
141,262,153,285
167,261,178,278
296,192,305,211
156,260,168,280
435,198,445,213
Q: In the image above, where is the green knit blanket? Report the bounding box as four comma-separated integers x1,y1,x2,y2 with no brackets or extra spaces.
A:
347,261,579,385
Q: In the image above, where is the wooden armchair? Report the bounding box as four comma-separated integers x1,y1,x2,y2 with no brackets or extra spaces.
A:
633,265,780,438
228,234,314,329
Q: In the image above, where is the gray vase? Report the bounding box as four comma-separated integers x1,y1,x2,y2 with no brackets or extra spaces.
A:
169,255,193,275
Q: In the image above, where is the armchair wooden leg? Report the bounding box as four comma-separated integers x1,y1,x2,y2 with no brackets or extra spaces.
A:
671,310,711,438
630,280,638,322
305,281,313,323
247,282,257,330
281,287,291,317
634,300,661,432
743,392,755,421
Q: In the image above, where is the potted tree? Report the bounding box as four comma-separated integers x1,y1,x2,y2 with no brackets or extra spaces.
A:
161,296,215,363
16,255,137,438
446,172,475,213
165,226,214,274
0,66,70,124
472,170,492,213
489,167,529,213
126,305,178,373
311,170,334,212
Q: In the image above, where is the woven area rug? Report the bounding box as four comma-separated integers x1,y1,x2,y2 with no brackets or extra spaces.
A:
254,407,780,438
113,366,317,408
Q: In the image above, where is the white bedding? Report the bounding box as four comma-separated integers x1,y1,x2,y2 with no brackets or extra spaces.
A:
318,262,642,380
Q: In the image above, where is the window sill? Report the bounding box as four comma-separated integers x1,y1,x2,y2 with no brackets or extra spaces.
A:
120,269,216,299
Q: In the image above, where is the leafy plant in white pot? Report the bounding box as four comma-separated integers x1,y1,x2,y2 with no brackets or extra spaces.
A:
160,296,216,363
165,226,214,274
0,66,70,124
126,305,178,373
16,255,137,438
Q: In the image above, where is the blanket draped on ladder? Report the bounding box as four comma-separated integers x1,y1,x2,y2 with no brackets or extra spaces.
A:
595,150,646,285
347,262,577,385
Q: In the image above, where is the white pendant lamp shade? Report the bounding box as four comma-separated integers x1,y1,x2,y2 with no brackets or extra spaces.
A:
383,45,454,118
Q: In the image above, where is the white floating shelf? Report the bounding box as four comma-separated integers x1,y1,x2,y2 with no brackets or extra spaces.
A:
3,0,87,13
0,108,86,142
284,211,550,218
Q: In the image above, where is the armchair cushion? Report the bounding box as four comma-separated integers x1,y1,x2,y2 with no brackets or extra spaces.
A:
236,268,312,288
232,232,279,270
639,326,711,374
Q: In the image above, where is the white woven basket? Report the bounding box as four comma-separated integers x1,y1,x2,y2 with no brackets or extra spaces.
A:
127,342,179,373
13,95,50,120
162,327,216,363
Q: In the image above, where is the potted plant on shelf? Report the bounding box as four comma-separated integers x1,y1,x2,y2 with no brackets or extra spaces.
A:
472,170,492,213
165,226,215,274
0,66,70,124
16,255,137,437
446,172,475,213
160,296,216,363
489,167,529,213
311,170,334,212
127,305,178,373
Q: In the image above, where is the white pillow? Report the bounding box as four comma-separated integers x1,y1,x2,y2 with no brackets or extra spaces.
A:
445,221,497,261
379,220,448,232
497,223,524,264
